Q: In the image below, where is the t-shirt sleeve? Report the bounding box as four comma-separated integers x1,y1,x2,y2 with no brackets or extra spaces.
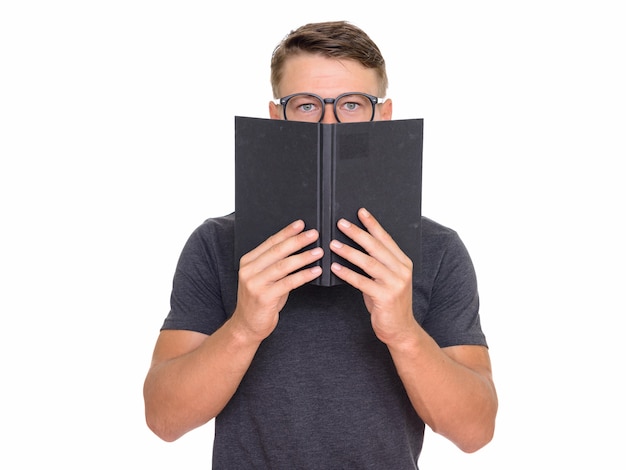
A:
161,222,229,335
422,231,487,348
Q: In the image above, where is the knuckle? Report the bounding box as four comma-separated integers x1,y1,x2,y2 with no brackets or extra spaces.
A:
362,255,379,271
238,264,253,283
272,256,292,274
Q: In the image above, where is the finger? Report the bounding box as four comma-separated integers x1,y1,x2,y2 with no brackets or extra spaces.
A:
265,246,325,284
333,211,413,287
241,220,313,269
240,246,324,310
239,233,323,286
241,219,305,265
330,259,377,293
276,262,323,292
329,238,387,285
335,217,402,272
357,208,411,265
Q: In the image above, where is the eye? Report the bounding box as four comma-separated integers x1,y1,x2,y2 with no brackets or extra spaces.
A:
289,95,322,114
338,94,370,112
283,94,324,122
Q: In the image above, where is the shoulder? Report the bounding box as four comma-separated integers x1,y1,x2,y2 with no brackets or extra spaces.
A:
421,216,469,257
193,212,235,237
417,215,477,287
421,216,459,238
176,212,236,276
416,217,485,347
184,213,235,250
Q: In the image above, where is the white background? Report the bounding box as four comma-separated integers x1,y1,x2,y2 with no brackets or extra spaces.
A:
1,1,624,468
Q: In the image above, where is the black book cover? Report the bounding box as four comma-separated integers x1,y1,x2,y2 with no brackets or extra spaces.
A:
234,116,423,287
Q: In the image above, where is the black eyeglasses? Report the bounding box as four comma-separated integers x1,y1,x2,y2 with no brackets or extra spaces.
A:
278,92,382,123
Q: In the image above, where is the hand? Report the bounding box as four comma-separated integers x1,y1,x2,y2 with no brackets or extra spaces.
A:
233,220,324,342
329,208,415,345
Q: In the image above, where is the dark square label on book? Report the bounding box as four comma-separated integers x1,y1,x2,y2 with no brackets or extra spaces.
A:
234,116,423,287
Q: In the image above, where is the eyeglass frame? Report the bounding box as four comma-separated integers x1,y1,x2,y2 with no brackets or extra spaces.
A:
278,92,383,123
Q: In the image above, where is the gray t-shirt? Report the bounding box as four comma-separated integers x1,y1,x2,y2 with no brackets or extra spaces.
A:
162,213,487,469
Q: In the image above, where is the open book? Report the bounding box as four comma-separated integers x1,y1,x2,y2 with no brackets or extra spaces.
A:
234,116,423,287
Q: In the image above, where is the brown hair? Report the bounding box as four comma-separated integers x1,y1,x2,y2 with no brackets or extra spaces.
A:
270,21,388,98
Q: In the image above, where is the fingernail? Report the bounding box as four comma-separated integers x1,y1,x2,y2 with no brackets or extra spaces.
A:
339,219,351,228
330,240,343,249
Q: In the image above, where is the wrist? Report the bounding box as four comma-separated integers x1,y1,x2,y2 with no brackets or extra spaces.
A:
226,310,272,347
382,319,423,354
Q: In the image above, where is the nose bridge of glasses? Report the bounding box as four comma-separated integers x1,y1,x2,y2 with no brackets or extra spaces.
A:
315,96,336,123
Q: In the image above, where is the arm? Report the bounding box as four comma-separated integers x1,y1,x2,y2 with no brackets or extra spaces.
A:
143,220,324,442
386,333,497,452
329,208,498,452
143,323,261,442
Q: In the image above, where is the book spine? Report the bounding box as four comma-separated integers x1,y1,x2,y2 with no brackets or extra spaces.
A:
320,124,334,286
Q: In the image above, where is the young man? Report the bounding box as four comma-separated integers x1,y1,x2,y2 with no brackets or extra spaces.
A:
144,21,498,468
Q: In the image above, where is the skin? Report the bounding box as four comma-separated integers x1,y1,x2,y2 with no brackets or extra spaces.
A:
144,53,498,452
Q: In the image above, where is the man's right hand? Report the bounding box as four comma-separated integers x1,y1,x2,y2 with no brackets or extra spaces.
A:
232,219,324,342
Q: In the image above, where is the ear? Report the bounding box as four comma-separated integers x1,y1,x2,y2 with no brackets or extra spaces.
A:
379,98,393,121
269,101,282,120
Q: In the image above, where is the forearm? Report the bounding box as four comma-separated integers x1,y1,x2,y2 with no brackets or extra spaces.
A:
387,322,498,453
143,318,262,442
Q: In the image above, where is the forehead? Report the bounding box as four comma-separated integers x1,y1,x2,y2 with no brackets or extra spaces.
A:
278,53,380,97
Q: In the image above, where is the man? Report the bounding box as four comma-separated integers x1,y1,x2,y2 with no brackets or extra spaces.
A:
144,21,498,468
